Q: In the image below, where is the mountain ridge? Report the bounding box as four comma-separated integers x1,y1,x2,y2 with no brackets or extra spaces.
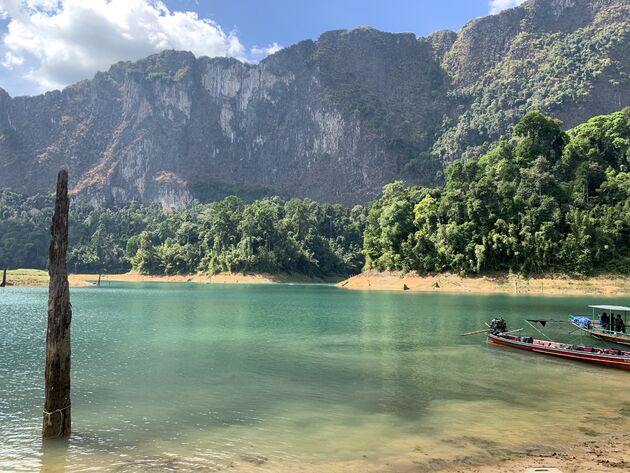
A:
0,0,628,206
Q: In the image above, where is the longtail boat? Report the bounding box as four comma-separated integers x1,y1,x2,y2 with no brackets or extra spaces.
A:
569,304,630,347
486,332,630,371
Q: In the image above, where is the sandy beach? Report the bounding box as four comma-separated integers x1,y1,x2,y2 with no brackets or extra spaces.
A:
30,431,630,473
79,271,339,285
1,268,95,287
336,270,630,297
5,268,630,296
267,432,630,473
434,433,630,473
2,269,340,287
103,431,630,472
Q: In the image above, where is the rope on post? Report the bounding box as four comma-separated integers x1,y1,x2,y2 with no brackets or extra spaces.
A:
43,404,71,427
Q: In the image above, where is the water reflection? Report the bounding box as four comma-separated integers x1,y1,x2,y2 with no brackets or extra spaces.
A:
40,439,68,473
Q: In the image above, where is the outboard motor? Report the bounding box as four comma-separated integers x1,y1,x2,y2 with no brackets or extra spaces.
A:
490,317,507,334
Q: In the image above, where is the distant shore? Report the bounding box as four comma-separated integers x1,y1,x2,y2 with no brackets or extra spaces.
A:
2,269,342,287
6,268,630,296
336,270,630,297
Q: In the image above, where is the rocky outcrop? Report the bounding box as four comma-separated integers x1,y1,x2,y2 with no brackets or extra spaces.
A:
0,0,628,206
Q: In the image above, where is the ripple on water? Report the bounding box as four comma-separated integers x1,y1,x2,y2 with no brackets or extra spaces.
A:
1,284,629,472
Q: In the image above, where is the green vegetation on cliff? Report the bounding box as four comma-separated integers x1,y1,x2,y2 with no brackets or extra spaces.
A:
364,109,630,276
435,0,630,162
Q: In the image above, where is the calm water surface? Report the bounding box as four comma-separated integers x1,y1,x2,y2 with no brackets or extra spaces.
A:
1,283,629,472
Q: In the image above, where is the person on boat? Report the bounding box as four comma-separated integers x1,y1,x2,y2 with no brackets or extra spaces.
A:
615,314,626,333
601,312,610,330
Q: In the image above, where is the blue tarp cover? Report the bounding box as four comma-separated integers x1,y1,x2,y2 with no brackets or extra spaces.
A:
571,316,591,328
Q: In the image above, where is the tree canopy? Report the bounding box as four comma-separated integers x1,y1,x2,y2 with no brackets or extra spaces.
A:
0,195,365,277
364,109,630,276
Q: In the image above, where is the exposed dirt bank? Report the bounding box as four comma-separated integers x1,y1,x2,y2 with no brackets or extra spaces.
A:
336,271,630,296
4,269,341,287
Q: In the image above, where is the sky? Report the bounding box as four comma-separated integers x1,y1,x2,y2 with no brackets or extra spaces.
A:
0,0,526,97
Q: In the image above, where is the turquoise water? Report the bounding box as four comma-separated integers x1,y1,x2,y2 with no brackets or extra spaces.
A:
1,283,629,472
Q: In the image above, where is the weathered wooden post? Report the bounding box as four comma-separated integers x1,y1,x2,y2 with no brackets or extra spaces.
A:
43,170,72,439
0,268,6,287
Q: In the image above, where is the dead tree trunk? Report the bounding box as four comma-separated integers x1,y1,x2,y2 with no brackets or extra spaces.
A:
43,170,72,439
0,268,6,287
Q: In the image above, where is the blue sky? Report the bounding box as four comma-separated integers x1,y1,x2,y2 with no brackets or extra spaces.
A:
0,0,525,97
170,0,491,50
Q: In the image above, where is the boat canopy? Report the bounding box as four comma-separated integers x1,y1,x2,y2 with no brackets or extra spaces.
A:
588,305,630,312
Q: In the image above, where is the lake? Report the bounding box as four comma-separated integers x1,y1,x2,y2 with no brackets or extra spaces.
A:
1,283,629,472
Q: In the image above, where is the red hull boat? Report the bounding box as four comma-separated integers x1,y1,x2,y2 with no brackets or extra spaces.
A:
487,333,630,370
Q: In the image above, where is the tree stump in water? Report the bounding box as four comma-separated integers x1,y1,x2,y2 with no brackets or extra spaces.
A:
0,268,6,287
43,170,72,439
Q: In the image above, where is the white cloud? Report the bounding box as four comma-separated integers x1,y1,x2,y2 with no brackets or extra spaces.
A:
0,0,253,93
489,0,527,14
251,42,283,58
2,51,23,68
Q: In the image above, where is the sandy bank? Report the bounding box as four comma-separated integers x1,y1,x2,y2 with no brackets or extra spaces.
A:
86,431,629,472
433,432,630,473
78,271,341,285
3,269,341,287
336,270,630,296
279,432,630,473
1,269,94,287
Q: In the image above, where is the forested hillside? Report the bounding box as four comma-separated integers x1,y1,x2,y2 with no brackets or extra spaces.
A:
364,109,630,276
0,195,365,276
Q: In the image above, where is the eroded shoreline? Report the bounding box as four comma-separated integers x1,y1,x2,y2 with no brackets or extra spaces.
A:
336,271,630,297
6,268,630,296
2,269,341,287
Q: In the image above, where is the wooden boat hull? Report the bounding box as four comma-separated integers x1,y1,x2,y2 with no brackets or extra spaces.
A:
571,324,630,347
487,333,630,370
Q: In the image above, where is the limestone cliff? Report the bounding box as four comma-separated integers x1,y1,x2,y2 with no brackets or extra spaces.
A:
0,0,627,206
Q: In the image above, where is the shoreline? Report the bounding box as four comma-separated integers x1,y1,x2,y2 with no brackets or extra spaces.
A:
5,269,630,296
281,430,630,473
420,432,630,473
2,269,343,287
336,270,630,297
443,432,630,473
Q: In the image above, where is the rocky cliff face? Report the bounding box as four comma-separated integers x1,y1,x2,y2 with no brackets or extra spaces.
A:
0,0,628,206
